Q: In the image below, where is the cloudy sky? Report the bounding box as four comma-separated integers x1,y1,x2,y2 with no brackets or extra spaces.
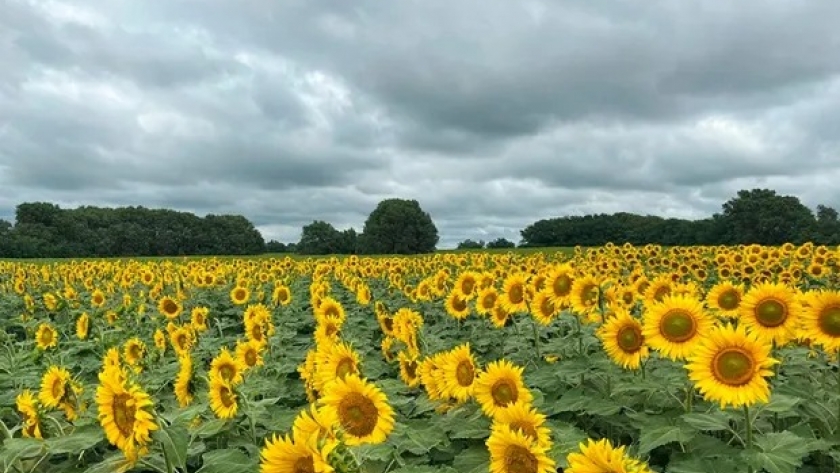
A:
2,1,839,248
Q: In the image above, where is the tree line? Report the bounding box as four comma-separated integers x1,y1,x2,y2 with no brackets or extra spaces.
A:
1,189,837,258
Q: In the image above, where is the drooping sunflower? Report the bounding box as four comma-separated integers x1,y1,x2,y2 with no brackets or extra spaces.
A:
530,290,558,326
123,338,146,367
190,307,210,332
685,323,777,409
418,353,447,400
16,390,43,439
96,366,158,463
500,273,529,314
440,343,479,402
154,329,166,353
565,438,653,473
90,289,107,308
487,425,556,473
315,297,346,325
491,400,551,449
174,354,195,408
157,296,183,320
739,282,802,346
643,294,714,361
39,365,71,408
35,323,58,350
705,281,744,319
271,284,292,307
490,305,511,329
209,376,239,419
398,351,421,388
76,312,90,340
318,374,395,446
474,360,533,417
597,309,649,370
209,347,245,386
170,325,195,356
259,432,336,473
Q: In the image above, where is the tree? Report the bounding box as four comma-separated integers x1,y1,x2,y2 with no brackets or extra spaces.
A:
296,220,350,255
457,239,485,249
718,189,816,245
358,199,439,254
486,237,516,249
265,240,288,253
815,205,840,245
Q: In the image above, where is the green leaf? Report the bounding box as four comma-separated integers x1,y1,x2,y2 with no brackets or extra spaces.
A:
45,426,104,454
451,445,489,473
681,411,733,432
195,448,256,473
742,431,814,473
153,424,189,470
81,453,134,473
760,394,802,413
192,419,228,438
637,424,696,455
0,438,44,470
395,422,449,455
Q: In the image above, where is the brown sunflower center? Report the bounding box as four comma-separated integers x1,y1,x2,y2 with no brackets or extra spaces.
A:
461,278,476,295
755,298,787,327
818,305,840,337
653,286,671,301
219,385,235,407
452,295,468,312
481,292,498,310
455,360,475,386
660,310,697,343
539,299,555,318
404,360,418,379
616,325,644,353
244,349,258,367
509,421,539,441
553,275,572,297
508,283,525,305
162,299,179,315
128,345,141,360
112,393,137,437
93,294,104,305
293,456,315,473
581,284,598,305
712,348,755,386
278,290,290,303
337,392,378,438
717,290,740,310
324,306,340,318
504,445,538,473
324,323,338,337
336,358,356,379
491,379,518,406
51,378,66,400
233,289,246,301
218,364,236,382
383,317,394,332
41,330,54,344
622,291,635,305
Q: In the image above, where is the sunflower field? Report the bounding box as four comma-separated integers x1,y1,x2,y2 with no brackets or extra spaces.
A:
1,243,840,473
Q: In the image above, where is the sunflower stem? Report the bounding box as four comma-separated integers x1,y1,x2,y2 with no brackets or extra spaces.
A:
530,317,542,360
744,405,754,473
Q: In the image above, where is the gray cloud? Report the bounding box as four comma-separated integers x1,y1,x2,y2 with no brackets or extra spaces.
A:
1,0,840,247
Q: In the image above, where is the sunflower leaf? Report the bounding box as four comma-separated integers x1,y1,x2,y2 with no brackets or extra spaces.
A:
742,431,814,473
637,424,696,455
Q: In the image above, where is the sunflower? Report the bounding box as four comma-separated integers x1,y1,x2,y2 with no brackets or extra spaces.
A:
475,287,499,316
154,329,166,353
492,401,551,449
123,338,146,367
597,309,649,370
292,404,338,443
455,271,480,300
445,290,471,320
500,273,529,314
190,307,210,332
440,343,479,402
236,339,265,370
16,390,43,439
209,376,239,419
530,290,558,326
315,297,346,325
398,351,421,388
272,284,292,306
76,313,90,340
565,438,653,473
35,323,58,350
209,347,245,385
356,284,372,305
170,326,195,356
315,341,361,391
643,294,714,361
318,374,395,446
739,282,802,346
96,366,158,463
490,305,511,329
157,296,183,320
546,264,575,307
259,432,336,473
569,275,600,319
230,286,251,306
174,355,195,408
706,281,744,319
39,365,71,408
799,289,840,352
487,425,556,473
474,360,533,417
685,323,777,409
90,289,106,308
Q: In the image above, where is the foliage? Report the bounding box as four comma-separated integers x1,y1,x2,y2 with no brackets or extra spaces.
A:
457,239,485,249
358,199,439,254
295,221,358,255
0,203,266,258
485,238,516,249
519,188,839,248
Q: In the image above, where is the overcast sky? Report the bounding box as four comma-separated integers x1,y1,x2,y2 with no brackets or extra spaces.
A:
2,1,839,248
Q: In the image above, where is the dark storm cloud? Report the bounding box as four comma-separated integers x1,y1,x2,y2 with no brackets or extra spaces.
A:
1,0,840,247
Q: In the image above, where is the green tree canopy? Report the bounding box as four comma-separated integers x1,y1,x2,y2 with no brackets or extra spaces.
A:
358,199,439,254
